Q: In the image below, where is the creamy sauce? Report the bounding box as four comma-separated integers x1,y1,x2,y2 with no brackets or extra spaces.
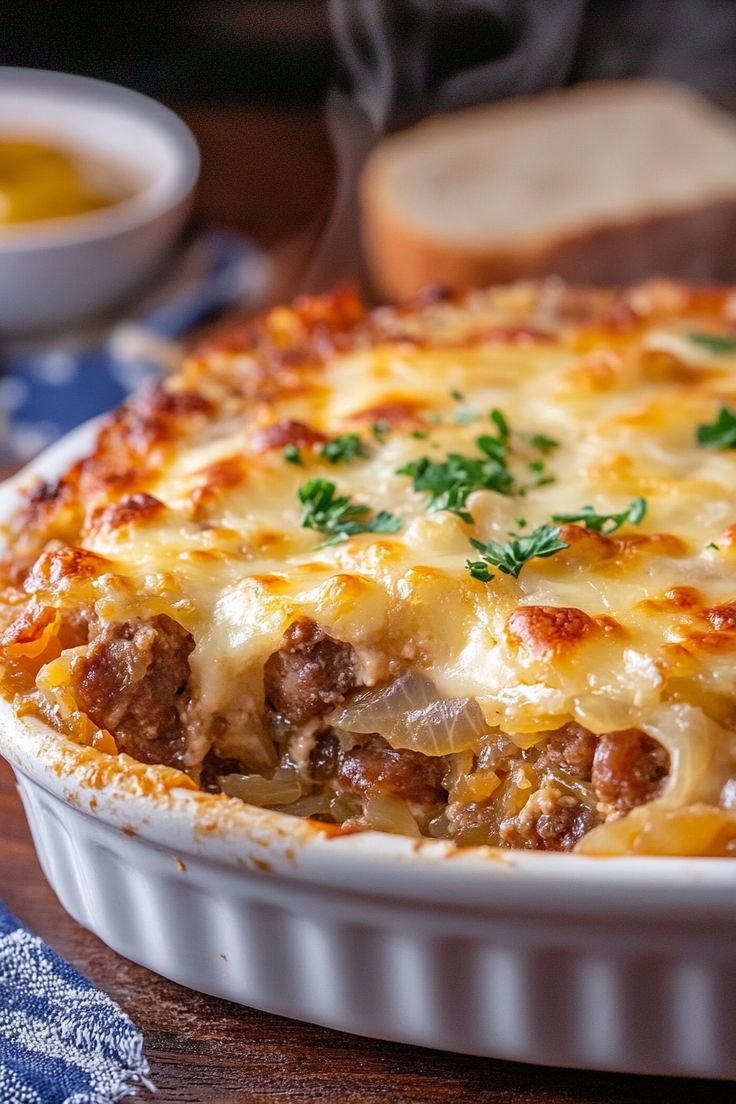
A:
0,137,134,225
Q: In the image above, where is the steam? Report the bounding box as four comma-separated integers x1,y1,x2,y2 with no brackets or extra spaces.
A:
295,1,396,295
297,0,586,295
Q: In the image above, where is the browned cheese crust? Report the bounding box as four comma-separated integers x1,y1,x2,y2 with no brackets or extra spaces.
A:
3,281,736,854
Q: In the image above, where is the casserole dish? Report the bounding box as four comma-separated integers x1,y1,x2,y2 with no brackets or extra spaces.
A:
1,284,736,1077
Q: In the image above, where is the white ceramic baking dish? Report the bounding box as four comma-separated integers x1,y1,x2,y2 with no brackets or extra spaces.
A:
1,423,735,1079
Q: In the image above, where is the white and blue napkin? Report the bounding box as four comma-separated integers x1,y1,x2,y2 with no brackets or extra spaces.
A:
0,902,154,1103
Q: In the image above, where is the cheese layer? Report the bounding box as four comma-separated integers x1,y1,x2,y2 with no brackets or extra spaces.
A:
4,281,736,854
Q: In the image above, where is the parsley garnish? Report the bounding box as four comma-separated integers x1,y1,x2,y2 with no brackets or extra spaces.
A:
707,541,719,551
551,496,647,535
398,410,515,522
283,444,303,466
526,457,555,489
319,433,369,464
467,525,569,582
371,421,390,442
299,479,401,547
410,429,428,440
450,389,465,401
689,333,736,356
397,437,514,524
696,406,736,450
490,408,510,441
475,434,507,463
529,433,559,455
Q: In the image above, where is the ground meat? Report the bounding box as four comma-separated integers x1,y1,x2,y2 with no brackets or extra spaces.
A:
591,729,669,812
74,614,194,767
310,732,447,806
535,722,597,781
309,732,340,781
534,803,599,851
500,792,600,852
264,619,357,725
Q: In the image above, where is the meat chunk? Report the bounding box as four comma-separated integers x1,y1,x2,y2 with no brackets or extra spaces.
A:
500,792,600,852
264,619,357,725
536,722,597,781
310,733,447,806
534,803,599,851
591,729,669,812
74,614,194,767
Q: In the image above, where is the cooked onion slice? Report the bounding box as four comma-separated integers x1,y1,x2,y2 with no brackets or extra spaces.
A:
331,670,487,755
363,794,421,837
219,772,303,806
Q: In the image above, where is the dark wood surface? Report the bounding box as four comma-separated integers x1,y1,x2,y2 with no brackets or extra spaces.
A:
1,104,735,1102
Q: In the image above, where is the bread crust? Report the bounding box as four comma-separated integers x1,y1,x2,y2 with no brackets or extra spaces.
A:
362,192,736,302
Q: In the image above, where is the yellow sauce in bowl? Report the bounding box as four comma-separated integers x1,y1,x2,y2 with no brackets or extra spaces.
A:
0,138,132,225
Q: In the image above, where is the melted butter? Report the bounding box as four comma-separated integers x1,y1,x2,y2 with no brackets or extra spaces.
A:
0,138,132,225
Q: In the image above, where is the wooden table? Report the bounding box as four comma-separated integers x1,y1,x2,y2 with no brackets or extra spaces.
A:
1,104,734,1103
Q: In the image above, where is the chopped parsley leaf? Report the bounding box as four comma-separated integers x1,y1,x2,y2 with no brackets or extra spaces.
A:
299,478,401,547
319,433,369,464
410,429,428,439
688,333,736,356
696,406,736,450
707,541,719,551
490,408,510,441
467,525,569,582
551,496,647,535
371,421,391,442
525,457,556,489
475,434,507,463
450,389,465,401
515,517,527,528
283,444,303,466
397,434,514,523
529,433,560,455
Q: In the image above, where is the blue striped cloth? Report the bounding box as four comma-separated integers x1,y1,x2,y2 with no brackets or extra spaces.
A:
0,227,268,462
0,903,154,1103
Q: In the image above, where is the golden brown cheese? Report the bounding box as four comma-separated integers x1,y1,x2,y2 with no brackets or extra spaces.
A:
5,280,736,854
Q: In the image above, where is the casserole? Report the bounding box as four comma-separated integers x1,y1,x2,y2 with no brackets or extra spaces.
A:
1,282,736,1075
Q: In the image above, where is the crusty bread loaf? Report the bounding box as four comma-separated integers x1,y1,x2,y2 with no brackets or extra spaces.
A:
360,80,736,300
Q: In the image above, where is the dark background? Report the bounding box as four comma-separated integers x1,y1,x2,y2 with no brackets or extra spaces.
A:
5,1,736,118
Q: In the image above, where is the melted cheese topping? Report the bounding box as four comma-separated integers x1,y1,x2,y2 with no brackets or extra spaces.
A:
5,280,736,854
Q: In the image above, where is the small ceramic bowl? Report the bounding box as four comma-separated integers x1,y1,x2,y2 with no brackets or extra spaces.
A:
0,67,200,335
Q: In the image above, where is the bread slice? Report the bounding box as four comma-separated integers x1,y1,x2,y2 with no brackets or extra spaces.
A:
360,80,736,300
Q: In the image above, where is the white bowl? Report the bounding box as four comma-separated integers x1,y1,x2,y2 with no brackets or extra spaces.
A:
0,68,200,335
1,423,736,1080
